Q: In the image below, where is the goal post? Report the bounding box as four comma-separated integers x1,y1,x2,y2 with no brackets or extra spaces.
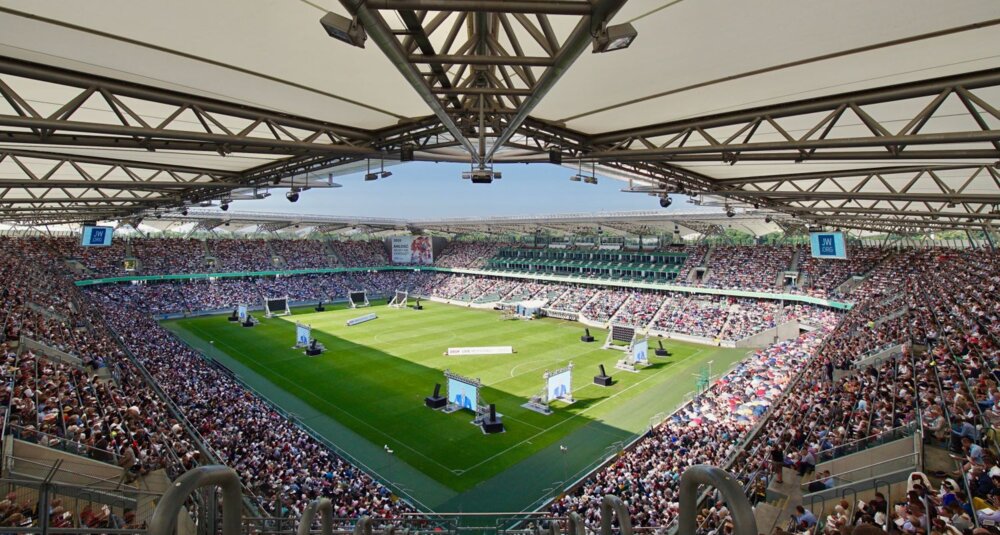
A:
388,290,408,308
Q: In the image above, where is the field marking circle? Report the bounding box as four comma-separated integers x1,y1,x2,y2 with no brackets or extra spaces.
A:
509,359,548,378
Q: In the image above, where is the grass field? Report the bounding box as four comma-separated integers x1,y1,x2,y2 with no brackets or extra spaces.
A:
164,300,747,511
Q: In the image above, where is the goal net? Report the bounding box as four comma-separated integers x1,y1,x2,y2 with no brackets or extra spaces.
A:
388,290,408,308
264,296,291,318
348,290,370,308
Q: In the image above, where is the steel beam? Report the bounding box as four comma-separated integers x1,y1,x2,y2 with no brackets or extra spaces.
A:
0,179,243,190
341,0,482,163
365,0,592,15
432,87,534,96
589,68,1000,145
724,191,1000,203
0,116,377,156
712,164,988,186
409,54,554,66
482,0,629,162
586,130,1000,160
0,148,240,177
0,57,371,141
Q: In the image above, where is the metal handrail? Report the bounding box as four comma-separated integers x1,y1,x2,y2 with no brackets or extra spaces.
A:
148,465,242,535
4,426,122,465
799,453,919,491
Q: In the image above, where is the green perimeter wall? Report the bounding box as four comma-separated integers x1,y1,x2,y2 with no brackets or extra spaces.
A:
73,265,854,310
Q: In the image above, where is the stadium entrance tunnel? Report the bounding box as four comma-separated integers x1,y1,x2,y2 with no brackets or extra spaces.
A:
148,465,757,535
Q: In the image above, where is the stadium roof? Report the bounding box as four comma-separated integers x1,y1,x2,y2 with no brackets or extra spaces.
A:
0,0,999,234
143,208,798,239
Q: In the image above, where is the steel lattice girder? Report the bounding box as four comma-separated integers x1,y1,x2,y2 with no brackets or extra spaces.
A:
583,68,1000,162
0,57,375,156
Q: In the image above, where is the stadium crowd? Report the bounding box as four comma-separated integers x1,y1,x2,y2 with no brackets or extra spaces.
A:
270,239,333,269
434,241,509,269
5,232,1000,535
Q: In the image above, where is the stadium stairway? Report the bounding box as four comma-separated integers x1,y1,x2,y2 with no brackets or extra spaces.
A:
756,472,804,535
322,238,343,266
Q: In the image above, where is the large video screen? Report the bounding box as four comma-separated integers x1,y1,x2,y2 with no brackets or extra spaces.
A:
809,232,847,260
546,370,571,400
391,236,433,265
81,225,114,247
448,378,478,410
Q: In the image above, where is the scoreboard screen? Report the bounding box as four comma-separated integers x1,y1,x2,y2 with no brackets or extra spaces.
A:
81,225,114,247
809,232,847,259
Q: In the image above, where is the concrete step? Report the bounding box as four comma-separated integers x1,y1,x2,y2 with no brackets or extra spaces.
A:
754,502,785,535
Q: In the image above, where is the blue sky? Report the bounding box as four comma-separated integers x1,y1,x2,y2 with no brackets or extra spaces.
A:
224,161,706,218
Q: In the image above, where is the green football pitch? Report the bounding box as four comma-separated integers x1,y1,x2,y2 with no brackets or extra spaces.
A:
163,300,748,512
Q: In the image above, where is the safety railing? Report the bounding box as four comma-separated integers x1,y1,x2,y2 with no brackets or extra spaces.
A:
0,475,163,533
146,465,756,535
5,425,123,466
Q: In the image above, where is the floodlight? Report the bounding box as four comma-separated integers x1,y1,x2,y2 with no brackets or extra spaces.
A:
365,172,379,181
320,12,366,48
659,195,672,208
569,175,582,182
583,176,598,185
380,171,392,178
592,22,638,53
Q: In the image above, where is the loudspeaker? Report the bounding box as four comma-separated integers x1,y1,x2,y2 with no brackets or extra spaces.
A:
655,339,670,357
594,364,612,386
489,404,497,421
400,144,415,161
433,383,441,398
315,301,325,312
548,149,562,165
581,327,595,342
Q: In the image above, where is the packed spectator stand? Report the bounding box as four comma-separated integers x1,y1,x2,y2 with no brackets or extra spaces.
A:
2,235,998,535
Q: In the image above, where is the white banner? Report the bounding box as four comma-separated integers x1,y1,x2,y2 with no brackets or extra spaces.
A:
546,369,572,400
296,323,311,346
446,346,514,356
390,236,434,264
633,338,649,363
346,313,378,326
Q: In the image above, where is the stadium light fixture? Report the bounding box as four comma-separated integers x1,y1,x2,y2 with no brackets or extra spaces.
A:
592,22,638,53
320,11,366,48
379,158,392,179
286,189,300,203
659,195,672,208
